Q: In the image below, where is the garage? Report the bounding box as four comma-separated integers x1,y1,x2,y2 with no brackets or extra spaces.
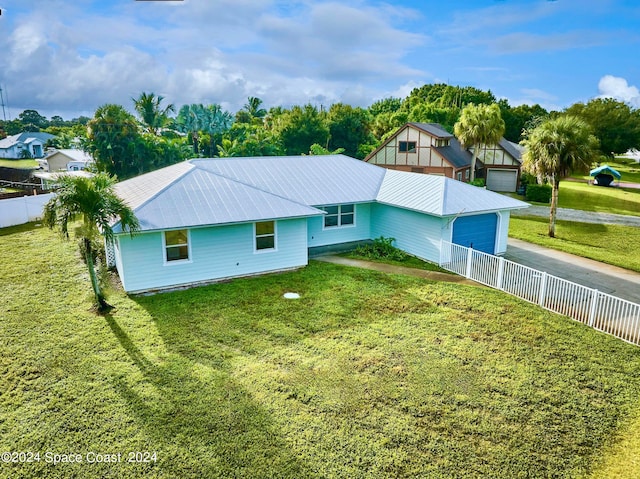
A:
452,213,498,254
486,169,518,192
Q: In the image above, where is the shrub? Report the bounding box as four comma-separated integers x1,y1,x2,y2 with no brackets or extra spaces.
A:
470,178,485,187
525,184,552,203
354,237,408,261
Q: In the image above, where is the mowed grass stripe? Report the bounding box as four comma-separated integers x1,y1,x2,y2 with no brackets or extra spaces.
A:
2,223,640,478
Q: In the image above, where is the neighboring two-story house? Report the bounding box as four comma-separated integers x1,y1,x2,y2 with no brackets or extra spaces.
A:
365,122,522,192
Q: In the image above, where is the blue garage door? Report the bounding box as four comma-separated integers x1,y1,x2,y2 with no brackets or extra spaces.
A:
452,213,498,254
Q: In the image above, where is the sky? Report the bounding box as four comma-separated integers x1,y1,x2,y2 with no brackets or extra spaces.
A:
0,0,639,121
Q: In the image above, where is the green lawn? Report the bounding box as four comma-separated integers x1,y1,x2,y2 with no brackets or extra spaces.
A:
2,223,640,478
572,157,640,184
557,181,640,216
0,159,39,169
509,216,640,272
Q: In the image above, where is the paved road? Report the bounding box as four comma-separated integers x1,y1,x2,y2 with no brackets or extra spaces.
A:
513,205,640,227
505,238,640,304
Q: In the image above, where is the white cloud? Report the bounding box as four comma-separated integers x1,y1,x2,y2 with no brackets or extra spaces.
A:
598,75,640,108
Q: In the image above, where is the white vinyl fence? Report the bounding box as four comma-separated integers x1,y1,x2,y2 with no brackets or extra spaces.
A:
439,241,640,346
0,193,54,228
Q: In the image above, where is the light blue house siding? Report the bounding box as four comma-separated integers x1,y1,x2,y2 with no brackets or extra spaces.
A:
115,218,308,293
371,203,445,263
307,203,372,247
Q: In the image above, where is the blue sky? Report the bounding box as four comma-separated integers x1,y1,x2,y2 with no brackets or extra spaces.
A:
0,0,638,120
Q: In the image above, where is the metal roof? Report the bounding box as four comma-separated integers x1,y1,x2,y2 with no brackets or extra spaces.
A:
192,155,386,206
0,132,55,149
113,155,527,233
113,162,322,232
377,169,528,216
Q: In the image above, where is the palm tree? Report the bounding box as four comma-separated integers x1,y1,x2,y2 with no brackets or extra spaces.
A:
132,92,175,135
43,173,139,311
521,115,598,237
236,97,267,124
454,103,505,181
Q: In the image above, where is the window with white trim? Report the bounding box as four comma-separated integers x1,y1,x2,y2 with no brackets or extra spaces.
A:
255,221,276,251
322,204,355,228
165,229,189,262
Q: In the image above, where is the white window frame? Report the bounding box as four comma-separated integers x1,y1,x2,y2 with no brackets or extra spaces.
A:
321,204,356,230
254,220,277,253
465,169,470,180
162,229,192,265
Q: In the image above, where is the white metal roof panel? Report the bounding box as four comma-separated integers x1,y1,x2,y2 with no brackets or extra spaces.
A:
115,167,322,232
377,169,528,216
191,155,385,206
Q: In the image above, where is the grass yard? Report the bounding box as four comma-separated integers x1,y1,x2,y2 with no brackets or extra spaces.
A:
509,216,640,273
572,157,640,184
2,223,640,478
0,159,39,169
557,181,640,216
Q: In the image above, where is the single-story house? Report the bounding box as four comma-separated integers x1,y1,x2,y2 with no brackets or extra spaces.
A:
39,149,94,172
109,155,528,294
0,132,55,159
365,123,522,192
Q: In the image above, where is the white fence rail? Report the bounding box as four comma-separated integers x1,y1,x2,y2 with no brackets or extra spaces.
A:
439,241,640,346
0,193,54,228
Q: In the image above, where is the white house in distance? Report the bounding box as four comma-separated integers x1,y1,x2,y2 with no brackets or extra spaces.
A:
0,132,55,159
365,123,523,192
39,149,94,172
108,155,528,294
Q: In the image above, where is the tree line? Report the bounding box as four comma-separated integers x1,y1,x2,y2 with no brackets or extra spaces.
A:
1,83,639,181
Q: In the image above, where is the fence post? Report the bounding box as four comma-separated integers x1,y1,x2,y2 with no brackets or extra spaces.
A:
465,246,473,279
538,272,547,307
588,289,599,327
496,256,505,290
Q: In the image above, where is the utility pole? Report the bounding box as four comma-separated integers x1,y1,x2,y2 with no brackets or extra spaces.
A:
0,85,7,121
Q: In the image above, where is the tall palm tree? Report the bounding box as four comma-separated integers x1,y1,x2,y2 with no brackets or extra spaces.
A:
521,115,598,237
43,173,139,311
454,103,505,181
132,92,175,135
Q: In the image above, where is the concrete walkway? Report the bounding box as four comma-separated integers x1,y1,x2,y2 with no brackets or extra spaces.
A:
505,238,640,304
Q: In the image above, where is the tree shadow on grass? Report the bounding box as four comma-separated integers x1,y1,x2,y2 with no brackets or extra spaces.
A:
103,312,314,478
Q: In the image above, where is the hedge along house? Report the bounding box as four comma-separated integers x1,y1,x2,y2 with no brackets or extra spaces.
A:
109,155,527,293
365,123,523,192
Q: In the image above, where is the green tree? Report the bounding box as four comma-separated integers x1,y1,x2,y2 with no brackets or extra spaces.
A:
43,173,139,311
326,103,372,158
499,100,549,143
273,104,329,155
18,109,48,129
521,115,599,237
236,97,267,124
454,103,505,181
565,98,640,156
368,97,402,117
86,104,144,178
132,92,175,135
175,103,233,156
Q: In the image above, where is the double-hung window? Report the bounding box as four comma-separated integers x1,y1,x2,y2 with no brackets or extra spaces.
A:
322,204,355,228
164,229,189,262
255,221,276,251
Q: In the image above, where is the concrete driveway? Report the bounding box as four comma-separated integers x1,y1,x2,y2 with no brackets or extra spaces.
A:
504,238,640,304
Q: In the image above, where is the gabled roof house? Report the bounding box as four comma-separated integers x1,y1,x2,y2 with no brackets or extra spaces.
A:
110,155,527,293
0,132,55,159
39,149,94,172
365,123,523,192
